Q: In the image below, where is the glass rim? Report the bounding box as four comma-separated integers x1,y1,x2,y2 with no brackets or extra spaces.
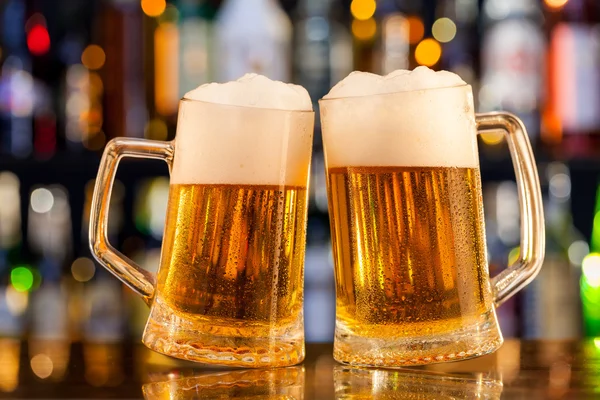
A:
179,97,315,115
318,83,472,103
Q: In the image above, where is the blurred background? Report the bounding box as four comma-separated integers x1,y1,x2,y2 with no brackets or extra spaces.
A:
0,0,600,386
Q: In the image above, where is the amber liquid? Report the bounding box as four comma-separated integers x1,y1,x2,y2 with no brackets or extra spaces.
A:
156,183,307,333
328,166,493,338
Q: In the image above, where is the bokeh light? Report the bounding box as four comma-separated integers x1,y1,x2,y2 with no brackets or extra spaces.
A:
81,45,106,70
480,132,505,145
352,18,377,41
10,267,34,292
5,286,28,315
407,16,424,45
158,3,179,25
27,25,50,56
415,38,442,67
432,18,457,43
568,240,589,265
141,0,166,17
545,0,569,9
508,247,521,266
71,258,96,282
30,188,54,214
583,253,600,288
30,354,53,379
351,0,377,21
144,119,168,141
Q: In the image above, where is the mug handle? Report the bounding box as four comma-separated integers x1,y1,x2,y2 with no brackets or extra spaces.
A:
475,113,545,307
89,137,174,306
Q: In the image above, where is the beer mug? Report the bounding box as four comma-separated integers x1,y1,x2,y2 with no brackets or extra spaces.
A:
89,80,314,367
320,70,544,367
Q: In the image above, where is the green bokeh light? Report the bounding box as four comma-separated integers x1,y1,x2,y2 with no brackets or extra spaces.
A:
10,266,34,292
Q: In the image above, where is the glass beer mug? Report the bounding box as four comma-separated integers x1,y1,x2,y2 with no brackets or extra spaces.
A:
320,69,544,367
89,78,314,367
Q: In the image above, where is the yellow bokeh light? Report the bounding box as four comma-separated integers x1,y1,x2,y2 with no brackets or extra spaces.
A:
144,119,169,141
71,257,96,282
352,18,377,41
432,18,457,43
545,0,569,9
81,45,106,70
141,0,166,17
30,354,53,379
481,132,505,145
407,16,424,45
415,38,442,67
351,0,377,21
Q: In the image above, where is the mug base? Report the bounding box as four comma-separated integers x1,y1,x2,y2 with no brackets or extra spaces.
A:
142,298,305,368
333,309,503,367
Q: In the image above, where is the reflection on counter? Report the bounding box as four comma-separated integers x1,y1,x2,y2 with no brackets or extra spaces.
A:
0,341,598,398
334,366,503,399
143,367,305,400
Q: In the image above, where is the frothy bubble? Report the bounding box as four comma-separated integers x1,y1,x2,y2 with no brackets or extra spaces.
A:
184,73,312,111
320,67,477,169
173,74,314,186
324,66,466,99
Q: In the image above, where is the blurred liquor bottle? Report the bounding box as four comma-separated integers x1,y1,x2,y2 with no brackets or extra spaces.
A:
0,172,27,339
78,179,127,343
27,185,73,381
176,0,216,98
480,0,545,143
128,177,170,337
542,0,600,158
215,0,292,82
351,0,418,73
435,0,478,86
483,181,521,337
0,0,33,158
373,0,409,74
522,163,583,339
103,0,146,139
293,0,352,130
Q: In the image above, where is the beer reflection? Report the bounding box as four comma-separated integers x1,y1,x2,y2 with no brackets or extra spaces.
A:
142,366,305,400
334,365,503,399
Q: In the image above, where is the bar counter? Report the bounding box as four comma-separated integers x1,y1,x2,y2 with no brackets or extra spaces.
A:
0,339,598,398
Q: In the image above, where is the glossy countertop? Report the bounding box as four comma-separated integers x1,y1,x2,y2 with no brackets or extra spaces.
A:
0,339,599,399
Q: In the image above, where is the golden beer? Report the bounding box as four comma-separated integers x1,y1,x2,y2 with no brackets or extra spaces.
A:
328,166,492,339
145,183,307,361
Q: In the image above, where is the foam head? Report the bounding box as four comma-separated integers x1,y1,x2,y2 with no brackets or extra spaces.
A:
321,66,478,169
174,74,314,186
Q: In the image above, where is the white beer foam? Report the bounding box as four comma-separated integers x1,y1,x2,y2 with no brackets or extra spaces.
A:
324,66,466,99
184,73,312,111
321,67,479,169
173,74,314,186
